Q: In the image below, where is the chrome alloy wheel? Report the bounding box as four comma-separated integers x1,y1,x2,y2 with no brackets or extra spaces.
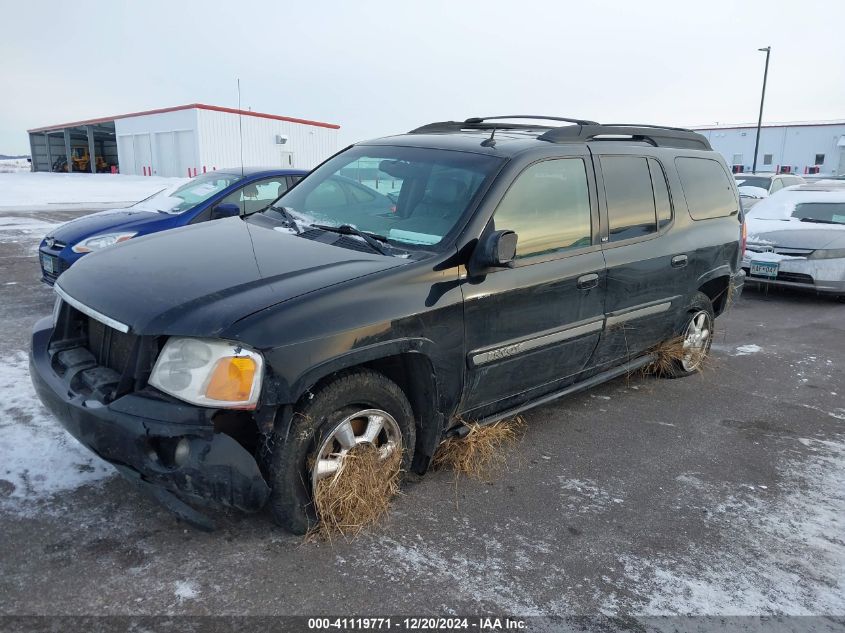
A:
682,310,712,371
310,408,402,495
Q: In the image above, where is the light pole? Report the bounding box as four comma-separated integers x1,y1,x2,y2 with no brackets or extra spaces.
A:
752,46,771,174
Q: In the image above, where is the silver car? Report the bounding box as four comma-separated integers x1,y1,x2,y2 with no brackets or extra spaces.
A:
743,183,845,296
735,173,806,209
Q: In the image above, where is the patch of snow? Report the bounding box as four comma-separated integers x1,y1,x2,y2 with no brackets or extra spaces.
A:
173,580,199,601
375,535,544,615
744,250,805,262
0,351,114,511
0,217,58,232
737,185,769,199
0,158,31,174
0,172,185,210
799,403,845,421
735,344,762,356
615,438,845,615
559,478,618,513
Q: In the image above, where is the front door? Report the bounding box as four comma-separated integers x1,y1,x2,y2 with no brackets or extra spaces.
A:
460,154,606,417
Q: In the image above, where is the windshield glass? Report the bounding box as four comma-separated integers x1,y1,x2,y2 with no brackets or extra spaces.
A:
735,176,771,197
792,202,845,224
135,173,243,214
262,145,503,248
735,176,771,189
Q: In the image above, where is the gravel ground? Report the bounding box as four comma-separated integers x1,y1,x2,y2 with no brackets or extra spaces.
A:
0,209,843,623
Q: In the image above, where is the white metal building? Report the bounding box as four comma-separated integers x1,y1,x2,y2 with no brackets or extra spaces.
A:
693,120,845,176
28,104,340,176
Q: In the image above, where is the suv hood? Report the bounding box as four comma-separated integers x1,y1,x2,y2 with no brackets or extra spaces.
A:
56,218,405,337
48,208,165,244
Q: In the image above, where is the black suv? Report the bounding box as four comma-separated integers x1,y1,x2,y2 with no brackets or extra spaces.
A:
30,116,745,532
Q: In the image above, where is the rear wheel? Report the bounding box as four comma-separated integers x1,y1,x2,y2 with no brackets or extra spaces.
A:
267,369,415,534
662,292,715,379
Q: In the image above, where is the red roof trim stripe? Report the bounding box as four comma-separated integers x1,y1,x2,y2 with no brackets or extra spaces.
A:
27,103,340,133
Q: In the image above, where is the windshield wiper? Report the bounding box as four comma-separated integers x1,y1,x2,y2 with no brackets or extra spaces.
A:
312,223,391,255
799,218,842,224
267,205,302,234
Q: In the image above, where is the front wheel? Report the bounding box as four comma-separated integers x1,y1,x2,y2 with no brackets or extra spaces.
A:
267,369,416,534
661,292,715,379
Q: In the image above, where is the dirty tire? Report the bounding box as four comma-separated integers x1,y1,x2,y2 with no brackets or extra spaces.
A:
661,291,715,379
268,369,415,534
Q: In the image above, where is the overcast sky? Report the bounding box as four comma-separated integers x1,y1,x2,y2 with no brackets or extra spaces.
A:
2,0,844,154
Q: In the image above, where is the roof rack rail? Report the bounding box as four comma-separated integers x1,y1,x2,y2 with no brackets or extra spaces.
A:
408,115,598,135
407,117,712,150
538,124,711,150
464,115,600,126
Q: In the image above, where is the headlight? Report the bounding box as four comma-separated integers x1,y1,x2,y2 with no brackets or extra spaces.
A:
148,338,264,409
71,231,137,253
808,248,845,260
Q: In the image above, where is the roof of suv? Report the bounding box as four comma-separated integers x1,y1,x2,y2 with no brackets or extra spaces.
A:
364,116,713,157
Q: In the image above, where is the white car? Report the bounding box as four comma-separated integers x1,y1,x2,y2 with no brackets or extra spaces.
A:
743,183,845,297
735,173,806,209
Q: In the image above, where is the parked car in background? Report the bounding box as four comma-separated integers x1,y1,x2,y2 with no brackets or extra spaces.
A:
735,173,805,209
38,167,307,284
30,116,744,532
743,182,845,297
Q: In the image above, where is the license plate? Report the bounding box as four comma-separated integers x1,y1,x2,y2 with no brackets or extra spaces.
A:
41,254,55,274
750,260,778,278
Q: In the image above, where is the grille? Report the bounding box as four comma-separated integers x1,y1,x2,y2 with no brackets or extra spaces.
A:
777,272,814,284
40,253,69,283
86,317,139,375
742,268,815,285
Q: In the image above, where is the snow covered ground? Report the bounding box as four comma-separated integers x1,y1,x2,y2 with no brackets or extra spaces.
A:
0,352,114,512
0,172,186,210
0,158,31,174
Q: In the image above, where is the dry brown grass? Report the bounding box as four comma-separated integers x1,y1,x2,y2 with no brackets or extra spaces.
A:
644,336,706,376
309,444,403,541
432,416,525,481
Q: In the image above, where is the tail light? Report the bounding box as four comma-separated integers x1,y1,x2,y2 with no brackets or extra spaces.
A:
740,217,747,254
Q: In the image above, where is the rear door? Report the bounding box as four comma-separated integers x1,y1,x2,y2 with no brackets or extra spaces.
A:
589,151,689,367
460,152,606,417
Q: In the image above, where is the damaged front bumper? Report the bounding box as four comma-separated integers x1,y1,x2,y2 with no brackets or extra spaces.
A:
29,317,270,529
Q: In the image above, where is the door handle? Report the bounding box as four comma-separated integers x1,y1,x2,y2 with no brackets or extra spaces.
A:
671,254,688,269
577,273,599,290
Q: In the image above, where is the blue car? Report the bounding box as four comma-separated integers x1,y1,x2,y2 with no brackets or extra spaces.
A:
38,167,307,284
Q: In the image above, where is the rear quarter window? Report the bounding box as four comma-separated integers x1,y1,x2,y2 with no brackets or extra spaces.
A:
675,157,737,220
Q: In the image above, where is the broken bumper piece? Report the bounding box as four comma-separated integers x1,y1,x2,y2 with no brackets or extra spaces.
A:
29,318,270,529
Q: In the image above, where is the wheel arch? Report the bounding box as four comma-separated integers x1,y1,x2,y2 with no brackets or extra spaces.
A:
696,267,732,316
285,340,446,475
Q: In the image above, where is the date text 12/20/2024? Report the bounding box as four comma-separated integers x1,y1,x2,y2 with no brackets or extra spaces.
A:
307,618,527,630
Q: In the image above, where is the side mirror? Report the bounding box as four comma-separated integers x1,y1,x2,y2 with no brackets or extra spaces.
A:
469,230,518,274
212,203,241,219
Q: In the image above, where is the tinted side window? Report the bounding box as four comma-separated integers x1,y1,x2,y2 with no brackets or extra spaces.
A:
675,157,737,220
601,156,657,241
493,158,591,259
649,158,672,229
770,179,784,193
